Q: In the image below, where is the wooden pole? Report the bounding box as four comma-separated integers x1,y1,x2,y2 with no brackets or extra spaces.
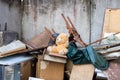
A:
44,27,55,41
88,32,120,45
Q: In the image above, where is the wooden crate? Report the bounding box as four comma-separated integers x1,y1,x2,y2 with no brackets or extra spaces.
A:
36,55,66,80
21,60,36,80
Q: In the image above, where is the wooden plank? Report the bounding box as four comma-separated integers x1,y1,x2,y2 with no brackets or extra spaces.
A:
27,31,50,48
0,40,26,56
70,64,94,80
44,54,67,63
103,9,120,33
90,0,120,43
21,61,32,80
36,55,41,78
49,52,67,58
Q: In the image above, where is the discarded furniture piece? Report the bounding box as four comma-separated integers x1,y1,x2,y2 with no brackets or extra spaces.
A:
27,31,50,48
0,54,33,80
36,53,67,80
70,64,94,80
0,40,27,57
101,9,120,80
0,38,46,58
61,14,95,80
21,59,36,80
0,23,18,46
93,43,120,60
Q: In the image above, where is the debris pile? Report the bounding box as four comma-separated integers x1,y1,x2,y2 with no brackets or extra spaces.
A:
0,13,120,80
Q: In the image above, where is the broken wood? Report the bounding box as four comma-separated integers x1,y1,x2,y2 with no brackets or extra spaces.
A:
51,28,56,34
44,27,55,41
61,13,86,47
103,52,120,60
97,46,120,54
93,42,120,50
61,13,73,34
0,40,26,55
67,16,86,47
27,31,50,48
61,14,95,80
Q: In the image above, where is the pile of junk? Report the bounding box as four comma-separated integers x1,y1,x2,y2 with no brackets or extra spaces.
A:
0,14,120,80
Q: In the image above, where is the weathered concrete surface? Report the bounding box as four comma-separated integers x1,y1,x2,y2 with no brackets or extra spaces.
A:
22,0,91,44
0,0,22,38
1,0,120,45
91,0,120,44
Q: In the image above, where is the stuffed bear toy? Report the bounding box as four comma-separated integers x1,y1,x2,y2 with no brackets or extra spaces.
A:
47,33,69,55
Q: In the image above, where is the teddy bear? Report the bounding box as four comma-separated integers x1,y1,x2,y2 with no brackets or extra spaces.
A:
47,33,69,55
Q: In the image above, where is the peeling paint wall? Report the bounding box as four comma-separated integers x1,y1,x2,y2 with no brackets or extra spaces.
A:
0,0,22,38
22,0,91,44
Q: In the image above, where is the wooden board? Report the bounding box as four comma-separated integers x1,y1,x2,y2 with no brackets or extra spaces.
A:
21,61,32,80
44,54,67,63
70,64,94,80
36,55,65,80
103,9,120,33
49,52,67,58
27,31,50,48
0,40,26,55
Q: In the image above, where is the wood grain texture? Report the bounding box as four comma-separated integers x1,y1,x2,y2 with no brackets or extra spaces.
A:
103,9,120,33
70,64,94,80
21,61,32,80
27,31,50,48
36,56,65,80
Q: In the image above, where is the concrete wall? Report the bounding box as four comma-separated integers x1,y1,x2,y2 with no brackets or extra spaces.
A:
91,0,120,44
1,0,120,44
0,0,22,38
22,0,91,44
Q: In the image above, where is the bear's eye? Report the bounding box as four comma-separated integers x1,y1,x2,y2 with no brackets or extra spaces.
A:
56,38,61,42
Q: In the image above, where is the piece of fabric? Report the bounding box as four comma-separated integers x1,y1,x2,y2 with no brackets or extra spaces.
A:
67,42,109,70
